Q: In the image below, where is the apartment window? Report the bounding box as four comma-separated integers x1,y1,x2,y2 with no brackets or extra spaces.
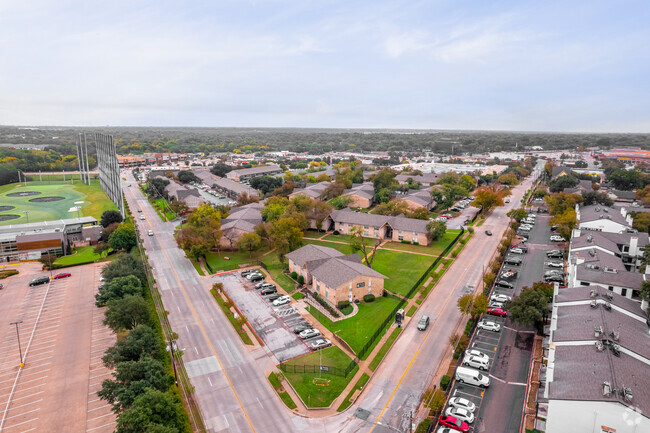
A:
356,282,365,288
413,232,417,236
364,231,369,236
364,225,369,229
608,286,614,291
621,288,627,297
398,236,403,241
325,290,329,299
374,233,379,238
580,281,589,286
374,226,379,230
316,284,320,292
399,230,404,234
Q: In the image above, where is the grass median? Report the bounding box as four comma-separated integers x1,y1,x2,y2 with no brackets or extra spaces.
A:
369,327,402,371
268,372,298,410
336,373,370,412
210,288,253,345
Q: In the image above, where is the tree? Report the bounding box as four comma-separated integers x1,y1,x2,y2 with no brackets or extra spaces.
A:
98,356,172,413
101,210,123,228
505,286,551,332
473,186,506,213
507,208,528,222
176,170,200,184
96,275,144,307
316,173,331,182
145,178,170,198
640,280,650,302
544,192,583,216
330,195,354,210
115,388,187,433
375,187,392,204
321,182,346,200
100,222,120,243
408,207,430,220
548,175,579,193
102,253,147,286
582,191,614,206
102,325,163,368
437,172,460,185
349,226,382,268
94,242,111,258
109,223,137,252
104,295,151,332
497,173,519,186
373,199,410,216
459,174,475,191
236,192,260,206
261,197,288,222
550,209,577,240
371,168,397,193
176,226,211,260
269,217,303,261
271,181,295,197
633,212,650,233
426,220,447,241
637,185,650,206
236,233,262,257
306,200,333,231
457,293,488,318
250,176,282,195
210,162,233,178
608,169,645,191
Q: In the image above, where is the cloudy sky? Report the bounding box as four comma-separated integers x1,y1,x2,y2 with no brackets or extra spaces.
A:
1,0,648,132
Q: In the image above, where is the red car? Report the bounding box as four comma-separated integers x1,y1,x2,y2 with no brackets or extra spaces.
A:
53,272,71,279
487,307,507,317
439,415,469,432
512,244,527,249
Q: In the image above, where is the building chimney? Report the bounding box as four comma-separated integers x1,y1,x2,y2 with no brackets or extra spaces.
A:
630,236,639,256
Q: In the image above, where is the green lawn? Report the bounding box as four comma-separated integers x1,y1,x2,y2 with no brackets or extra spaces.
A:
337,373,370,412
323,234,355,242
261,253,297,294
303,239,361,255
308,295,403,359
371,250,434,297
369,327,402,371
53,246,111,266
0,180,117,226
281,346,357,408
268,373,298,410
210,289,253,345
204,250,263,273
304,230,326,239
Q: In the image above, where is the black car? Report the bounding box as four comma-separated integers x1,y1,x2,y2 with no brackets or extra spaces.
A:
495,280,514,289
546,251,563,259
258,284,276,291
241,269,254,276
260,287,277,295
545,275,564,283
29,276,50,286
249,274,264,282
504,257,522,266
265,293,282,302
550,225,558,231
293,325,312,334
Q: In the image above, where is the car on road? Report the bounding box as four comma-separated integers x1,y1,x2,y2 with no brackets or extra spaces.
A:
140,215,145,220
550,235,566,242
485,230,492,236
495,280,514,289
547,261,564,268
477,320,501,332
417,315,430,331
546,250,563,258
309,338,331,350
448,397,477,413
137,209,142,212
463,353,489,371
272,295,291,306
293,325,312,334
260,287,277,295
504,257,522,266
299,328,321,339
53,272,71,279
438,415,469,433
490,294,512,303
510,248,525,254
444,407,475,424
487,307,507,317
29,276,50,286
147,230,154,236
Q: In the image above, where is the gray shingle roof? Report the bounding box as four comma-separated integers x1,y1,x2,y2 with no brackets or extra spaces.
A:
290,181,331,199
344,183,375,200
212,177,259,197
309,255,387,289
575,264,645,288
395,173,440,185
579,205,631,227
285,244,343,268
329,208,429,234
554,285,645,318
229,164,283,177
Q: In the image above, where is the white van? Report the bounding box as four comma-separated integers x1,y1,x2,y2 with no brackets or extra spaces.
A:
455,366,490,387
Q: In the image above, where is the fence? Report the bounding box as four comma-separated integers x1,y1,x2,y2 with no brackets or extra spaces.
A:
279,361,356,378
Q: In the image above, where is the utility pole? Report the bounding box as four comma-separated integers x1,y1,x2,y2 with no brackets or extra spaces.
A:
83,133,90,185
10,321,24,367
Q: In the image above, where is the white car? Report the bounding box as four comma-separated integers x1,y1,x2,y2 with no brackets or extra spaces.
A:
519,224,533,230
444,406,475,424
464,349,490,365
463,354,489,370
477,320,501,332
448,396,477,413
147,230,154,236
488,301,504,309
490,294,512,303
550,235,566,242
140,215,145,220
272,295,291,306
309,338,331,350
246,272,263,280
510,248,525,254
547,261,564,268
299,328,321,339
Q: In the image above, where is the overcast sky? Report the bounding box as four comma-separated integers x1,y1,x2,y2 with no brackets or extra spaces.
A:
1,1,648,132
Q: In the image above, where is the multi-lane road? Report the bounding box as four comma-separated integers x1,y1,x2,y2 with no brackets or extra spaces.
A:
122,167,540,433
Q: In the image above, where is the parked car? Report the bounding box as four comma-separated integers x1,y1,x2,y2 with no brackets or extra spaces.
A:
266,293,281,302
309,338,332,350
477,320,501,332
53,272,71,279
260,287,277,295
490,294,512,303
488,301,504,309
485,230,492,236
299,328,321,339
444,407,475,424
495,280,514,289
248,274,264,282
550,235,566,242
436,217,448,222
463,354,489,371
546,250,563,258
547,261,564,268
545,275,564,283
29,276,50,286
448,397,477,413
487,307,507,317
293,325,312,334
255,281,272,289
550,225,558,231
272,295,291,306
441,214,452,219
240,269,254,276
417,315,430,331
501,270,518,280
504,257,522,266
511,243,527,250
510,248,525,254
438,415,469,433
464,349,490,365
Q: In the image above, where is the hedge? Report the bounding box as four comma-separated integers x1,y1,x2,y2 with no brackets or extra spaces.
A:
363,294,375,302
440,375,451,391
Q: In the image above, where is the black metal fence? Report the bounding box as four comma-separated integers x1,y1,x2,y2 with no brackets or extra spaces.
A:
279,360,357,377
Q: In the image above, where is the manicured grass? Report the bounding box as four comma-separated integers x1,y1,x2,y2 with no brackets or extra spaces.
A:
323,234,355,242
154,198,176,221
268,372,298,410
190,258,205,276
0,180,116,226
262,253,297,294
204,250,260,272
371,250,434,297
281,346,358,408
0,269,19,279
369,327,402,371
53,246,111,266
337,373,370,412
292,292,305,300
303,239,361,255
210,289,253,345
406,306,417,317
304,230,326,239
307,295,402,359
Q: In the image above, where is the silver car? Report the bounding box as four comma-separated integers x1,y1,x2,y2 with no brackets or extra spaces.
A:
477,320,501,332
444,406,475,424
448,396,477,412
299,328,321,339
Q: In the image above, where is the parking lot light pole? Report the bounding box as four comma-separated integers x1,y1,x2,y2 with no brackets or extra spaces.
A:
10,321,24,367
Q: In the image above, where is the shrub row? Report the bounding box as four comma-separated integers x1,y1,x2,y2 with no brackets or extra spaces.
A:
312,291,340,317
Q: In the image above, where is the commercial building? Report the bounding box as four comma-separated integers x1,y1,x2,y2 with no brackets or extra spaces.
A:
226,164,283,182
594,147,650,163
0,217,102,262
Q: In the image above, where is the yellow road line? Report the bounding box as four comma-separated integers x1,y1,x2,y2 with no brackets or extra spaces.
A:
127,185,258,432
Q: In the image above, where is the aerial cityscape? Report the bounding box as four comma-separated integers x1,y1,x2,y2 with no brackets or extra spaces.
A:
1,2,649,433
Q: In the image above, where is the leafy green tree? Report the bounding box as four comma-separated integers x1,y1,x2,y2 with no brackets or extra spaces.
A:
371,168,397,193
236,192,260,206
236,233,262,257
104,295,151,332
176,170,200,184
437,172,460,185
349,226,382,268
375,187,392,204
426,220,447,241
408,207,430,220
330,195,354,210
507,208,528,222
582,191,614,206
504,286,550,332
633,212,650,233
498,173,519,186
373,199,410,216
459,174,475,191
608,169,645,190
210,162,232,178
99,356,172,412
101,254,147,285
262,202,287,222
103,325,163,368
550,209,577,239
101,210,124,228
145,178,170,198
95,275,144,307
544,192,583,216
473,185,506,213
548,175,579,193
250,176,282,195
269,217,303,261
640,280,650,302
109,223,137,252
457,293,488,318
115,388,187,433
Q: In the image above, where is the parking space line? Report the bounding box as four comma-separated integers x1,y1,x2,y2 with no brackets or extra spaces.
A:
2,408,39,421
1,417,39,430
86,412,114,422
86,420,116,432
1,399,43,413
87,404,111,412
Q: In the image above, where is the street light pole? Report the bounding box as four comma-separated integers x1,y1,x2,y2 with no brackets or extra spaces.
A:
10,321,24,367
23,211,29,224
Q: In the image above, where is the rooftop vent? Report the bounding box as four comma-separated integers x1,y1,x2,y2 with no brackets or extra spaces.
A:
596,207,601,212
589,249,596,257
590,300,597,308
595,325,603,338
603,208,609,213
600,215,605,219
603,293,613,301
609,330,620,341
623,387,633,402
602,381,611,396
587,235,593,242
612,344,621,357
604,302,612,311
596,340,605,351
590,289,597,298
603,267,618,273
607,215,612,219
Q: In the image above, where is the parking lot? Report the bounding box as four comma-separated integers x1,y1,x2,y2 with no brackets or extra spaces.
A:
0,262,115,433
214,271,314,362
443,207,559,432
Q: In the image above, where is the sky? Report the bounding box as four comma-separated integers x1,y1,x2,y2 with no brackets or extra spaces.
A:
0,0,649,132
